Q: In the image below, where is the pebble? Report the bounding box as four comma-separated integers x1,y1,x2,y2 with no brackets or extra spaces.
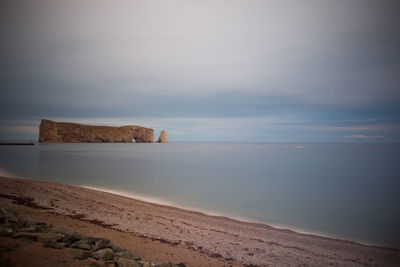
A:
0,207,186,267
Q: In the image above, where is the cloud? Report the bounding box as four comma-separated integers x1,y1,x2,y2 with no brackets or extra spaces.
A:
0,1,399,142
288,145,305,149
313,125,394,131
344,134,385,141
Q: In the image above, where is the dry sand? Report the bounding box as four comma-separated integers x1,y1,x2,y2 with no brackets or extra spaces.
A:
0,176,399,266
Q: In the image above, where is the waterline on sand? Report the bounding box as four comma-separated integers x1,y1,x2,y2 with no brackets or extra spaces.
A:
81,185,377,248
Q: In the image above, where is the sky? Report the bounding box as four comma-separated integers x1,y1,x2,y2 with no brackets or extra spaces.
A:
0,0,399,142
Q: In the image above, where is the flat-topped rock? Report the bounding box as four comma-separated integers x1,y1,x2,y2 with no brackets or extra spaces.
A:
39,119,154,143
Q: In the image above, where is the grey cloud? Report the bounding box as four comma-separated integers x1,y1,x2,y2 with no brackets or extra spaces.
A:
1,0,399,141
344,135,385,141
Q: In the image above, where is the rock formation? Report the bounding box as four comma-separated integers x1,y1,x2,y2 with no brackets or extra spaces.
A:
39,119,154,143
0,207,185,266
157,130,168,143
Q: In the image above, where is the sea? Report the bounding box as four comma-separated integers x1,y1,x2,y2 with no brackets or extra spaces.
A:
0,142,399,248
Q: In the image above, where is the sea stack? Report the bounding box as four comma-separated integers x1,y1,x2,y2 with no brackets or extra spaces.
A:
157,130,168,143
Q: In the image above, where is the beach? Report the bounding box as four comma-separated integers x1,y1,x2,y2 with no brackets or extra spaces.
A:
0,176,399,266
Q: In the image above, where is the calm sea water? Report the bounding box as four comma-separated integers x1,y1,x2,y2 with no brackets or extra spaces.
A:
0,142,399,247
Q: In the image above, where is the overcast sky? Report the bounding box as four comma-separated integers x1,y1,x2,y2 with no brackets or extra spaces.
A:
0,0,399,142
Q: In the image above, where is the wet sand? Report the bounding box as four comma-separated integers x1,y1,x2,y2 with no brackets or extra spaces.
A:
0,176,399,266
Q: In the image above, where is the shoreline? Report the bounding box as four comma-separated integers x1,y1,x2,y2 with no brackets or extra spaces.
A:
1,176,400,266
0,169,386,248
3,174,400,250
82,185,385,249
1,172,400,250
0,172,392,249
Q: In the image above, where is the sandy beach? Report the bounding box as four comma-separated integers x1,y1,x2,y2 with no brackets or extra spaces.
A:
0,176,399,266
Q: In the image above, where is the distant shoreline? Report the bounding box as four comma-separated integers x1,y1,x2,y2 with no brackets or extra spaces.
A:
0,142,34,145
1,176,399,266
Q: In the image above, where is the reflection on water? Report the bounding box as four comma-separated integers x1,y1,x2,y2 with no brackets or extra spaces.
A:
1,142,399,247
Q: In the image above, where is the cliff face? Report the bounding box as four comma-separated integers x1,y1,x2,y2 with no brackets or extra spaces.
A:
39,119,154,143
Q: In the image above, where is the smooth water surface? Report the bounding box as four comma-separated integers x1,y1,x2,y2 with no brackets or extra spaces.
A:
0,142,399,247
